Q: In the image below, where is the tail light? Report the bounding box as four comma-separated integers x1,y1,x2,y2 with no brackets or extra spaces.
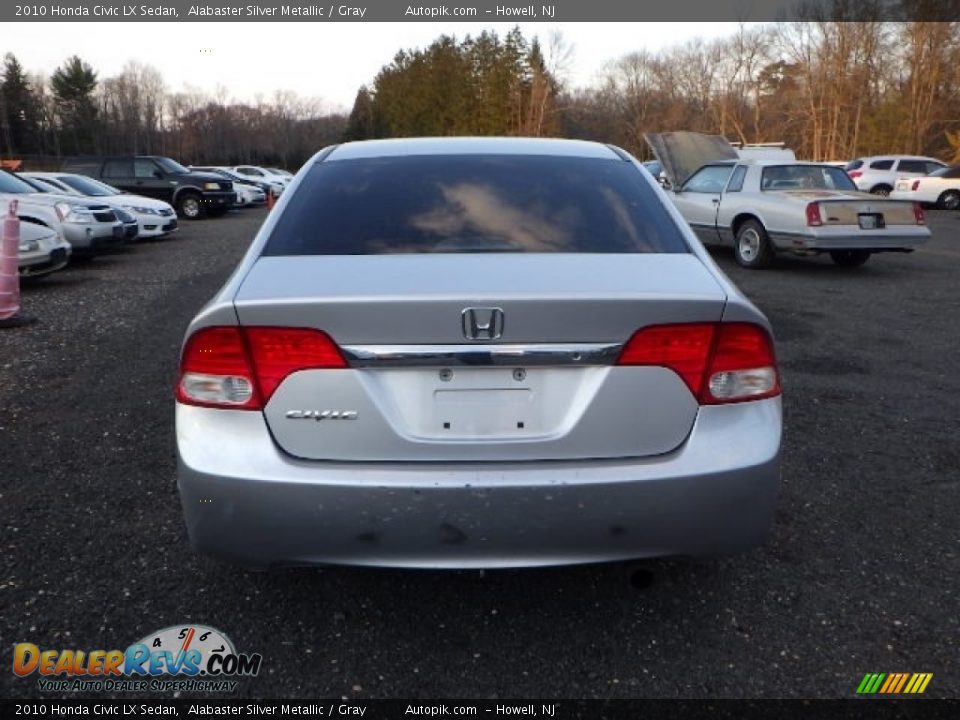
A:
617,322,780,405
176,326,346,410
913,202,925,225
911,180,921,191
847,171,863,179
805,202,823,226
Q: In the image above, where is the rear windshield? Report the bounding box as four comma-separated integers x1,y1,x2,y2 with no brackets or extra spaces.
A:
844,160,864,171
761,165,857,191
263,154,689,255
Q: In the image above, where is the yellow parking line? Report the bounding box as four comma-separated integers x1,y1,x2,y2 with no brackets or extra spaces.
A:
917,674,933,693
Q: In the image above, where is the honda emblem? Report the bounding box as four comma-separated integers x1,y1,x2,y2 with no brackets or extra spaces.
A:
461,307,504,341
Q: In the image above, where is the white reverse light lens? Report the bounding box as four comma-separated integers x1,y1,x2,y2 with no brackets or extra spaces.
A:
180,373,253,405
708,367,777,400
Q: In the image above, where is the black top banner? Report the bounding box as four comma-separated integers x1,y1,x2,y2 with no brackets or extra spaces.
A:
3,0,958,22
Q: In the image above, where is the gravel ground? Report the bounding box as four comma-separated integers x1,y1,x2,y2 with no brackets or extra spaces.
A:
1,208,958,700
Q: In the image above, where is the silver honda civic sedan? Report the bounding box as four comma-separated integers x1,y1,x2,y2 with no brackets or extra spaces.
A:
176,137,782,569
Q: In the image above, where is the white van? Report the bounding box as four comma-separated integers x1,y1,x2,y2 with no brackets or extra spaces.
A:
733,143,797,162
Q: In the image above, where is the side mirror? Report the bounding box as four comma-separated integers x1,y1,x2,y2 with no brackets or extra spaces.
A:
153,170,163,179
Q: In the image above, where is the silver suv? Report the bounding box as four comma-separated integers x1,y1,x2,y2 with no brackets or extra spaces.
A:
0,170,125,254
845,156,946,195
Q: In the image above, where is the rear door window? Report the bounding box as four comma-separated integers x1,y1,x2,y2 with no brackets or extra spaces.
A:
102,160,134,179
264,154,690,256
135,159,161,178
869,159,894,170
896,159,928,173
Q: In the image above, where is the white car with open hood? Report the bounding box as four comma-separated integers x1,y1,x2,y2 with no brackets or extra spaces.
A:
646,132,931,268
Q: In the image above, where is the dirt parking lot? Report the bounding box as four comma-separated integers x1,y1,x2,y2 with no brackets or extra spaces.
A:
1,208,957,699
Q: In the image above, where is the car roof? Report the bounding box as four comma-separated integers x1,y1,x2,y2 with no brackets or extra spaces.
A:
327,137,623,161
855,155,944,162
697,159,842,168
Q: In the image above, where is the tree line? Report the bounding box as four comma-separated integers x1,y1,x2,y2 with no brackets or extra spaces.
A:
0,53,347,168
1,20,959,168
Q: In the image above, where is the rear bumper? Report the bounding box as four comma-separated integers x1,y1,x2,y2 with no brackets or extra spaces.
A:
176,398,782,569
769,227,929,252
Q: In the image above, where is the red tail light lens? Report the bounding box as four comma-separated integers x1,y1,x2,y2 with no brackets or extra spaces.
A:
911,180,921,191
913,202,925,225
617,323,715,396
805,202,823,226
617,322,779,405
245,327,346,402
847,171,863,179
177,326,346,410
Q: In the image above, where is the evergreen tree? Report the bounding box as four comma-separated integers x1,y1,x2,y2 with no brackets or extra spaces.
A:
0,53,40,155
344,86,375,141
50,55,98,154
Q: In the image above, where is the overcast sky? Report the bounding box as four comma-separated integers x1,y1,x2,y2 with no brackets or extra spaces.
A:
6,22,749,111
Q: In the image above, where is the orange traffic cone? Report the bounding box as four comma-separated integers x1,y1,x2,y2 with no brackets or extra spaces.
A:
0,199,36,328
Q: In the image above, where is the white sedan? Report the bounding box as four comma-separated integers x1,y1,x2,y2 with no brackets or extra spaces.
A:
890,165,960,210
233,182,267,207
18,222,72,279
227,165,290,190
22,172,179,239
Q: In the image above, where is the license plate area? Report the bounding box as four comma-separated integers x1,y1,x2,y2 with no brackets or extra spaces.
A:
434,387,535,436
858,213,885,230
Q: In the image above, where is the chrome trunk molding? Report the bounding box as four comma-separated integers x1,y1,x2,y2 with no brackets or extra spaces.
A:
340,343,623,368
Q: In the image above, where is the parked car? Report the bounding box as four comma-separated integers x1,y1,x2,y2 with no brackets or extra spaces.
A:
264,167,294,181
226,165,291,191
18,221,72,279
232,182,267,207
20,174,139,242
61,156,235,220
0,170,125,255
176,136,783,569
190,166,282,199
733,143,797,162
22,172,178,239
844,155,947,195
890,165,960,210
17,173,140,241
646,131,930,268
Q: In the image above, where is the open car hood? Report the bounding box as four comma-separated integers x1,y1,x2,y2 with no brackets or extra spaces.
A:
644,131,739,187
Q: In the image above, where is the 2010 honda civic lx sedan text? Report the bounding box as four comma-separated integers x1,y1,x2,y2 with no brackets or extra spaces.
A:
175,137,782,569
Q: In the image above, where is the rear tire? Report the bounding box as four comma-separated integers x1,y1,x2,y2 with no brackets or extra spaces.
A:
830,250,871,267
177,192,203,220
870,184,892,196
734,220,775,269
936,189,960,210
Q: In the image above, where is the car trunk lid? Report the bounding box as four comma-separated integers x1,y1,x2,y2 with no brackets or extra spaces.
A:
234,253,728,461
